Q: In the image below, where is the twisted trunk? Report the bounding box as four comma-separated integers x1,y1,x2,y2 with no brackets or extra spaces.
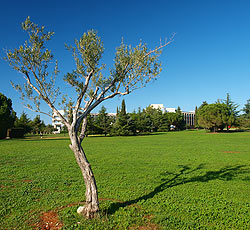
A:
69,131,99,219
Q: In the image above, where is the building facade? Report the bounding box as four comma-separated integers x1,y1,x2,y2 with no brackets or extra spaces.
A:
150,104,196,127
182,111,196,127
52,110,65,134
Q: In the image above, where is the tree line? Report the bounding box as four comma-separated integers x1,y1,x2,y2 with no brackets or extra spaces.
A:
85,99,186,136
196,93,250,132
2,92,250,139
0,92,55,138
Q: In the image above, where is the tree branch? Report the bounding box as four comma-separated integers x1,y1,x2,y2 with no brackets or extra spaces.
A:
144,34,175,58
23,105,53,118
24,72,69,128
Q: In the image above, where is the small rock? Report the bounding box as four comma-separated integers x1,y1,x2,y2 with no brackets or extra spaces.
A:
77,206,84,214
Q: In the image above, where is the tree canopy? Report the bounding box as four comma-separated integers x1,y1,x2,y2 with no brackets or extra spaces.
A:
197,103,230,132
243,99,250,115
0,93,16,139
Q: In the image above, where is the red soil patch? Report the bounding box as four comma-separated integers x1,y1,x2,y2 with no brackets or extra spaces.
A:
23,179,32,182
144,215,153,220
34,211,63,230
138,223,158,230
31,199,152,229
223,151,241,153
130,223,158,230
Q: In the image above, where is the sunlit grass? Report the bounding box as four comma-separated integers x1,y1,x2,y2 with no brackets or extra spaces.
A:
1,130,250,229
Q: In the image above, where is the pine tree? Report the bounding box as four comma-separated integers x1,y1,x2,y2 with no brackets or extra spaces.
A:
15,111,32,134
223,93,239,131
96,106,110,136
112,100,130,135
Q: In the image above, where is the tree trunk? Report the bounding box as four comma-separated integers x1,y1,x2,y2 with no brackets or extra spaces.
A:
69,132,99,219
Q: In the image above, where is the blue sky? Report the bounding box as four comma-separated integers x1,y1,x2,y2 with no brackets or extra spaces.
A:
1,0,250,124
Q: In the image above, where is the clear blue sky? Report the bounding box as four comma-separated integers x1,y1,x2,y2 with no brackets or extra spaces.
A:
1,0,250,124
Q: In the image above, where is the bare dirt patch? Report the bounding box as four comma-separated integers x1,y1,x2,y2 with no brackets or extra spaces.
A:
22,179,33,182
130,223,158,230
223,151,241,153
34,211,63,230
32,199,154,229
138,223,158,230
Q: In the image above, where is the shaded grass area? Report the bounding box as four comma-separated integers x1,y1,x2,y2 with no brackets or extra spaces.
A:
1,130,250,229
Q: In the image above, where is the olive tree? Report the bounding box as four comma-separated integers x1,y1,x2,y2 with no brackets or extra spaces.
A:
6,17,172,218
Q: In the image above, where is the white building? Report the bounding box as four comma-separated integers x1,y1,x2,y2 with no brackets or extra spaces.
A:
165,108,176,113
52,110,65,134
150,104,196,127
151,104,165,111
52,111,117,134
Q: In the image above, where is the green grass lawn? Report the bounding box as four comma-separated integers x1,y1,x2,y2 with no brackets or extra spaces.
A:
1,130,250,229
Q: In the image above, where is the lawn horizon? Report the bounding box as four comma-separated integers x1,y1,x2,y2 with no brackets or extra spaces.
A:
1,130,250,229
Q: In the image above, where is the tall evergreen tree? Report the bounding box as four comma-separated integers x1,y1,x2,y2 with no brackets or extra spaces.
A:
15,111,32,134
144,106,163,132
223,93,239,131
0,93,16,138
112,100,130,135
31,115,45,134
176,106,186,130
243,99,250,115
96,106,110,136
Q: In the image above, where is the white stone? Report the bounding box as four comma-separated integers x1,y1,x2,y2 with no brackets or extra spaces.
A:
77,206,84,214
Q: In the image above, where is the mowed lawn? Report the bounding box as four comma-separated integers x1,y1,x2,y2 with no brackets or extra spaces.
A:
1,130,250,229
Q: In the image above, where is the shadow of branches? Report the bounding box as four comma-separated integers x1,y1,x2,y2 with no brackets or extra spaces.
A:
106,164,250,215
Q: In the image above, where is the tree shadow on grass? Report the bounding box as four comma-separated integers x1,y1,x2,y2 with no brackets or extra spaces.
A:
106,164,250,215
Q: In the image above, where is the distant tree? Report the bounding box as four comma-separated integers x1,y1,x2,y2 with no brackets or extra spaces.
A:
143,106,163,132
112,100,130,135
196,101,208,127
0,93,16,139
61,125,68,134
6,17,172,218
243,99,250,115
96,106,110,136
197,103,230,132
15,111,32,134
44,124,55,134
85,114,100,135
130,107,151,133
175,106,186,130
158,113,170,132
222,93,239,131
237,99,250,129
31,115,45,134
162,107,185,131
127,113,137,135
237,115,250,129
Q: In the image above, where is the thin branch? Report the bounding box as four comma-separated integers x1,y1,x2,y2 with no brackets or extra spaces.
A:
74,69,94,112
27,59,49,99
24,72,69,128
23,105,53,118
72,70,94,129
144,33,175,58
